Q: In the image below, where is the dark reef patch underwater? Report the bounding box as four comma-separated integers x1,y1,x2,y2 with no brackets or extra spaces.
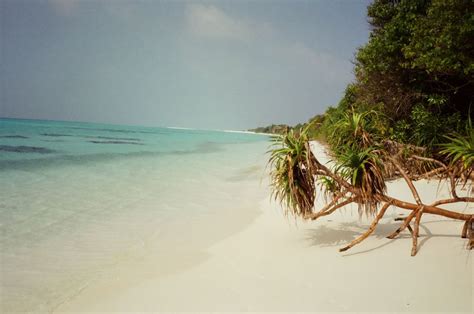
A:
0,135,29,139
0,145,56,154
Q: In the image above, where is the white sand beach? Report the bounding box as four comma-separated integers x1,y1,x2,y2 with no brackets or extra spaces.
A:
56,142,473,313
3,1,472,312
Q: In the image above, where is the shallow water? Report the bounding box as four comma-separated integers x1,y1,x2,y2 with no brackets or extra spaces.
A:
0,118,271,312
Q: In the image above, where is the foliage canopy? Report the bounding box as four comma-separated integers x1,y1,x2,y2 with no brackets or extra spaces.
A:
267,0,474,255
306,0,473,153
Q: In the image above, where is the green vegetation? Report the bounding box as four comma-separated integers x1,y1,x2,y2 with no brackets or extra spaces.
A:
249,124,290,135
268,0,474,255
440,116,474,174
268,128,316,217
308,0,473,155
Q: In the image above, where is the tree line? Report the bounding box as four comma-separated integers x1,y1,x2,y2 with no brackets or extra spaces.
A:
268,0,474,255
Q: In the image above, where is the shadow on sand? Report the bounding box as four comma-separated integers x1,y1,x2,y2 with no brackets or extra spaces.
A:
304,219,461,256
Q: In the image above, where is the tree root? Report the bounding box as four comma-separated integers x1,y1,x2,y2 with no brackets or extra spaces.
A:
309,149,473,255
339,202,391,252
464,218,474,249
407,224,414,236
311,192,473,255
305,197,355,220
387,210,418,239
411,207,424,256
461,219,469,238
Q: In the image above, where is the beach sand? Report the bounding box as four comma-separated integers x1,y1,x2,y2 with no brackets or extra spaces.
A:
56,142,473,313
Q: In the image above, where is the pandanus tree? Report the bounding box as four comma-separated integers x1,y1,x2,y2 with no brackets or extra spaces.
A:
268,115,474,256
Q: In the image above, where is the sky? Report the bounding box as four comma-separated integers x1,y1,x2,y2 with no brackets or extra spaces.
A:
1,0,371,130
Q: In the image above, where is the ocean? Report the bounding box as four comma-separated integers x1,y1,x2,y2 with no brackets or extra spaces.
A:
0,118,271,312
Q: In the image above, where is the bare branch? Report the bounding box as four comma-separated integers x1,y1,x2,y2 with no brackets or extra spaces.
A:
381,195,473,221
387,209,418,239
449,172,459,199
387,157,423,205
410,155,447,169
307,194,344,216
305,197,356,220
339,201,391,252
461,220,469,239
411,206,424,256
430,197,474,207
413,167,446,180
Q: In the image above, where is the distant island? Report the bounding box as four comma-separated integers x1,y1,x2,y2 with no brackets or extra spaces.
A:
249,114,325,138
248,124,289,135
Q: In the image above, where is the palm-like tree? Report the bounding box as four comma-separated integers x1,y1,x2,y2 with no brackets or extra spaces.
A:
327,110,376,150
441,117,474,173
268,129,316,218
268,115,474,256
334,147,386,215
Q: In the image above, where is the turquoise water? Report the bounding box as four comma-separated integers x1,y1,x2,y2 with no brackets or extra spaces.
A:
0,118,268,168
0,118,270,312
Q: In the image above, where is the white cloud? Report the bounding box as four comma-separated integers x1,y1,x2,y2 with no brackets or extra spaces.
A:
184,4,350,83
179,3,352,99
185,4,256,41
49,0,80,16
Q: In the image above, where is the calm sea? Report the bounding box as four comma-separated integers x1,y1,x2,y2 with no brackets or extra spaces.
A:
0,118,270,312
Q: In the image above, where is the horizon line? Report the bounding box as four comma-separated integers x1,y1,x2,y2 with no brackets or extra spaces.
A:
0,116,268,135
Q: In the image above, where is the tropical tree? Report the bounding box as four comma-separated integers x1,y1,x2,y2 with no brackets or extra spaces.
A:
268,128,317,218
268,124,474,256
270,0,474,255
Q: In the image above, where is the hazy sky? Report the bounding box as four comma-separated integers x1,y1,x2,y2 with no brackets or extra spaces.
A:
1,0,371,130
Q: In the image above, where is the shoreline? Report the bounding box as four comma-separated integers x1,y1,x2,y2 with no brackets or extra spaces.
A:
0,121,271,313
56,142,473,313
53,200,264,313
57,197,473,313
